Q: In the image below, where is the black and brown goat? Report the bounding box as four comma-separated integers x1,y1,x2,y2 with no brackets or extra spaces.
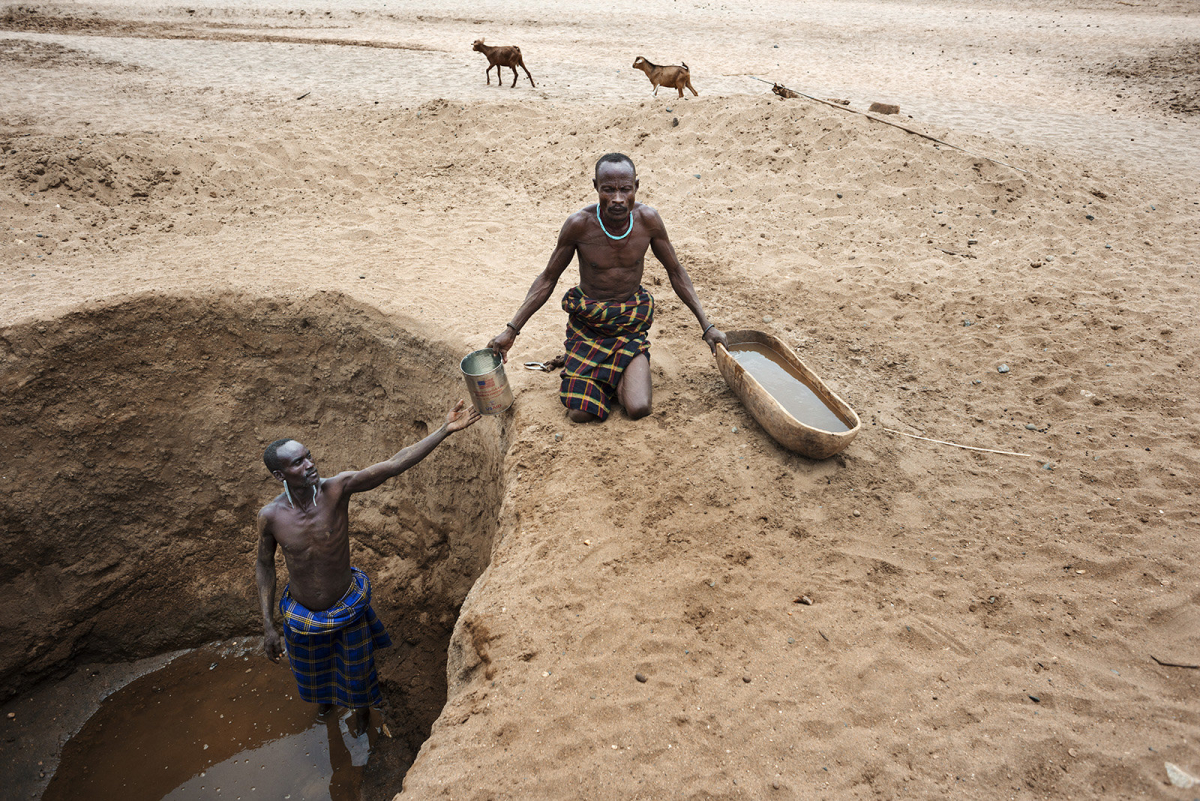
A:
632,56,698,98
472,39,535,88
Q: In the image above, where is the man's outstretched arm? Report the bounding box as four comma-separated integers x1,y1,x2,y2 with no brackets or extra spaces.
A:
487,215,582,362
255,511,284,662
340,400,481,495
647,209,728,353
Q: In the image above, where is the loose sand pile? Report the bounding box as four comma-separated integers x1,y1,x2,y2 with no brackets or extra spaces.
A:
2,1,1199,799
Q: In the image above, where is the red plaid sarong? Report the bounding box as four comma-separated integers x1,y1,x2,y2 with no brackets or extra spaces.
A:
560,286,654,420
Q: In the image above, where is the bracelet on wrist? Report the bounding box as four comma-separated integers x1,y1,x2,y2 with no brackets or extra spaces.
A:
506,322,521,335
701,322,715,337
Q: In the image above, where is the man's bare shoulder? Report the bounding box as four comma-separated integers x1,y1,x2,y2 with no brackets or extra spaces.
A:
320,471,358,497
635,203,664,223
258,497,284,526
564,207,596,233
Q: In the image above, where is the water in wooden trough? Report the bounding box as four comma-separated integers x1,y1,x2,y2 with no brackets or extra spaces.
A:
727,342,852,433
43,643,373,801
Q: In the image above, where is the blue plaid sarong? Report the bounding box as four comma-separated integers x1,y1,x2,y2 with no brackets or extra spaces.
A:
560,286,654,421
280,567,392,709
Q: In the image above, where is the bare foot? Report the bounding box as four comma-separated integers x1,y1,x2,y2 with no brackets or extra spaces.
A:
352,707,370,738
336,711,372,768
568,408,598,423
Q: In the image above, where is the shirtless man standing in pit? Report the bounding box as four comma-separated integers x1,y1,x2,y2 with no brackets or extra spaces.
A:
256,400,480,737
487,152,727,423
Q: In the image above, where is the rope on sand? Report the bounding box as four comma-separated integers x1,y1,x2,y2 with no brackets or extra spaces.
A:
881,427,1033,458
749,77,1030,174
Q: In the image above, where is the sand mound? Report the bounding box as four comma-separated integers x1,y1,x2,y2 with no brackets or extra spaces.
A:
3,90,1199,799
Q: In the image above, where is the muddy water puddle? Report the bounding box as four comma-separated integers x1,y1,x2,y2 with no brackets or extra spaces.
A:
44,644,369,801
728,342,851,433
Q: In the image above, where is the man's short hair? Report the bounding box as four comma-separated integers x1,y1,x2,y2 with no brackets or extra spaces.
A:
595,153,636,181
263,438,295,474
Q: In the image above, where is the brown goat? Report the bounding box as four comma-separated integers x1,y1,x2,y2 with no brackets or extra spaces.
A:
472,39,535,88
632,56,698,98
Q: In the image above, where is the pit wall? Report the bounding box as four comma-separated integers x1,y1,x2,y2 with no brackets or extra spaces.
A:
0,291,505,722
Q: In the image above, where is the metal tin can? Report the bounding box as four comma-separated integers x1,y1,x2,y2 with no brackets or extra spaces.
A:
460,349,514,415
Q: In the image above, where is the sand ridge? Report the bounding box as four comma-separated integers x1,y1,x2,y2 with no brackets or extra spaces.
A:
2,1,1200,799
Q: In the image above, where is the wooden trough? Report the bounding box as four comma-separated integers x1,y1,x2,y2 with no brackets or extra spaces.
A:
715,330,861,459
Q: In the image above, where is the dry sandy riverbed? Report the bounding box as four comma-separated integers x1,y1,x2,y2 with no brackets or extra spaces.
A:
2,1,1199,798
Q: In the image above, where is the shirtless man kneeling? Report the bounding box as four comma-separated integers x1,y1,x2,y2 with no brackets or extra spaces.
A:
488,152,727,423
256,400,480,737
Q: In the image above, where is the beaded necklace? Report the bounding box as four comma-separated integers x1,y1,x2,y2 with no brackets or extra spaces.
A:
596,208,633,240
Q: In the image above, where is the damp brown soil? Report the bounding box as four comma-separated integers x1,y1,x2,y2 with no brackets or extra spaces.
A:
44,642,370,801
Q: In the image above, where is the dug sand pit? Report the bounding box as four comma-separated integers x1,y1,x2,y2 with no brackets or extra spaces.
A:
0,292,505,798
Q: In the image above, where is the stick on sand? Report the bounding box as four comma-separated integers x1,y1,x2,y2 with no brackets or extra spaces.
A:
882,427,1032,457
1151,655,1200,670
749,77,1029,174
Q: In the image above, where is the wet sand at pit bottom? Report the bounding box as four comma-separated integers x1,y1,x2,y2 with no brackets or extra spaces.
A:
43,644,370,801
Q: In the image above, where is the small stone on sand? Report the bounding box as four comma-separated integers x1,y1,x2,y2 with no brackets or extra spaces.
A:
1166,762,1199,789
